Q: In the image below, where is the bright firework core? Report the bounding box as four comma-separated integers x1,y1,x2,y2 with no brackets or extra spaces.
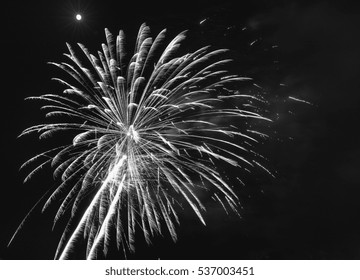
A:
127,125,139,143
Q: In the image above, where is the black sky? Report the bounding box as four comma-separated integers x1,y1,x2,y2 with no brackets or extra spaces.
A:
2,0,360,259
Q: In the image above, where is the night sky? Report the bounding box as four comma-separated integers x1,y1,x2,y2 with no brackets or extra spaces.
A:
2,0,360,260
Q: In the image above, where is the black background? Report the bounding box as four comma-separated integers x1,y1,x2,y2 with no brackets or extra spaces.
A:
1,0,360,259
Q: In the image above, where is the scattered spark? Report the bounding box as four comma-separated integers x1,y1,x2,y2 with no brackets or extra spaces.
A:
288,96,313,105
250,39,258,46
200,18,208,25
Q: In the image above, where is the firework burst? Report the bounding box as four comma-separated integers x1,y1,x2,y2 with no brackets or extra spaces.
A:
13,23,272,259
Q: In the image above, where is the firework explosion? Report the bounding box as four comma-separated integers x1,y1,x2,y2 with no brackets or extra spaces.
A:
13,23,272,259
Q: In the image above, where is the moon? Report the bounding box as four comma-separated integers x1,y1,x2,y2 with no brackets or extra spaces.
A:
75,14,82,21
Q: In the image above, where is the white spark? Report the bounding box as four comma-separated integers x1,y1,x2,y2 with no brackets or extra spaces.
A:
200,18,208,25
288,96,313,105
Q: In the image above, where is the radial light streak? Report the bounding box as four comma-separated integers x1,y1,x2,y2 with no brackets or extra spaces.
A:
14,23,273,259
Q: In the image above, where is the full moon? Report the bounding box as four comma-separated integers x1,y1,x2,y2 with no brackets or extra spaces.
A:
75,14,82,21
